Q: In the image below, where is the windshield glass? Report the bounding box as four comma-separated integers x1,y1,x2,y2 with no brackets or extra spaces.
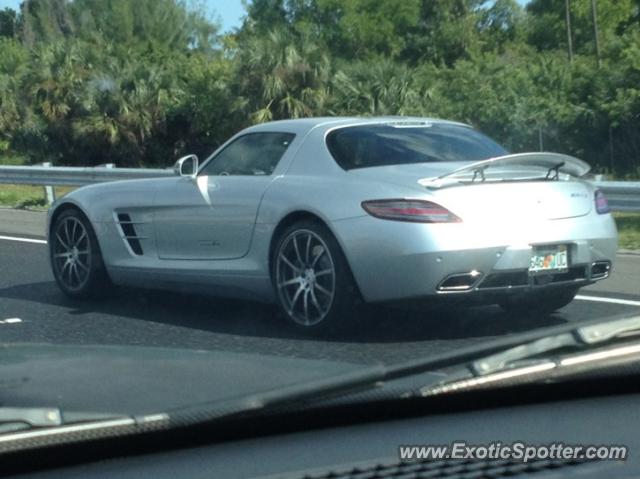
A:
326,124,508,170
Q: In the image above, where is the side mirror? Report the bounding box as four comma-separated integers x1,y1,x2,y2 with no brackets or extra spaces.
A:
173,154,199,178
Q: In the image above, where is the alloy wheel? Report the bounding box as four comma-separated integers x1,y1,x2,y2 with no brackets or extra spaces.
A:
52,216,92,291
276,229,336,326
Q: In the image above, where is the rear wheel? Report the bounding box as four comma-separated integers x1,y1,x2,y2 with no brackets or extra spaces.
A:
50,208,111,298
272,220,359,334
498,286,579,315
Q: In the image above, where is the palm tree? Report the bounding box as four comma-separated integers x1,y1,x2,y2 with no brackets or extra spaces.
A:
236,28,331,122
330,59,432,116
72,53,184,166
0,39,26,137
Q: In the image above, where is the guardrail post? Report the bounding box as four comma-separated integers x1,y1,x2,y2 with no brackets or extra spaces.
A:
41,162,56,205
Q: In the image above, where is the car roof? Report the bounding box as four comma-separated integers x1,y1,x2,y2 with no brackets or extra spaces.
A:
242,116,471,136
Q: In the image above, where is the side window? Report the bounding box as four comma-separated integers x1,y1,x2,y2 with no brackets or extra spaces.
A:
200,132,295,176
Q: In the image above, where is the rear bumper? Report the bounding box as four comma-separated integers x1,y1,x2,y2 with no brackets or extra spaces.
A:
330,213,618,303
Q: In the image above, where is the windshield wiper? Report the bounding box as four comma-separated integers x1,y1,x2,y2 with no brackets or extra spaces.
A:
6,315,640,453
0,407,168,453
419,315,640,397
162,314,640,428
0,406,138,435
0,407,63,434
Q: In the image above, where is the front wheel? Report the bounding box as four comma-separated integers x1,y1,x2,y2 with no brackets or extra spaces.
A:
272,220,359,334
498,286,579,315
50,208,111,298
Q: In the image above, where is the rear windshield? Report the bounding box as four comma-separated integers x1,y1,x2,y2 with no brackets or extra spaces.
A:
326,123,508,170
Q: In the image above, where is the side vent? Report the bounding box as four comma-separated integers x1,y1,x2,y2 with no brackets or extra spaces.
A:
116,213,144,256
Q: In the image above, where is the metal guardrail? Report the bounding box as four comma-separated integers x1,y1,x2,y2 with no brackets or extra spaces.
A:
0,163,173,204
0,164,638,211
0,164,172,187
593,181,640,213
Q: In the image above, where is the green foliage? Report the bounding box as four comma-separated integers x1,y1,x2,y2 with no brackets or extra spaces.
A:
166,52,238,159
234,27,331,122
402,0,485,66
0,184,46,208
329,59,434,116
614,213,640,250
69,0,219,52
14,195,47,209
0,154,26,165
0,38,29,149
0,7,17,38
315,0,421,59
0,0,638,176
477,0,525,52
526,0,636,56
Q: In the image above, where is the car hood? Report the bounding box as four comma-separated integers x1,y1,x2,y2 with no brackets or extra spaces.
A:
0,343,363,416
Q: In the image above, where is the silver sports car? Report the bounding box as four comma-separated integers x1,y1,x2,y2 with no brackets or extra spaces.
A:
47,117,617,332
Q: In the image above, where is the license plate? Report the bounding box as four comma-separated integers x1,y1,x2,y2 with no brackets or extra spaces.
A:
529,245,569,274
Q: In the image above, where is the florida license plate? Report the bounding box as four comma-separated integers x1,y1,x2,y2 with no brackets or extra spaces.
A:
529,245,569,274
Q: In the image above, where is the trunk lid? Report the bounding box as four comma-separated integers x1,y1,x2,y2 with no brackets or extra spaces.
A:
422,152,593,220
430,181,593,221
349,152,593,220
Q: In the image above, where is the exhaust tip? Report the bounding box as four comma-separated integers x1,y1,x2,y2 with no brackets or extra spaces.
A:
591,261,611,280
438,270,482,291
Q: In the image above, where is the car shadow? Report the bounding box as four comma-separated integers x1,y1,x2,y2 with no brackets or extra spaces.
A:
0,280,571,344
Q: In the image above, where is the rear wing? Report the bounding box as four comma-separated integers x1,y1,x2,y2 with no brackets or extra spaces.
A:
419,152,591,189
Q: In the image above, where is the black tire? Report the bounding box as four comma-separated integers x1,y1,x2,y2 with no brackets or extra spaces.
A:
498,286,579,315
271,220,360,334
50,208,111,298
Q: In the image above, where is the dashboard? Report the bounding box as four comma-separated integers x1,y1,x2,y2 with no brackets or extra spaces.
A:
5,379,639,479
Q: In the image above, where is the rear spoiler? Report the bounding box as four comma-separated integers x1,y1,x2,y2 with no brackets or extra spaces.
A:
419,152,591,189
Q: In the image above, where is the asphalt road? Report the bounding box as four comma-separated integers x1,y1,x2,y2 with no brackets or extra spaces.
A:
1,209,639,365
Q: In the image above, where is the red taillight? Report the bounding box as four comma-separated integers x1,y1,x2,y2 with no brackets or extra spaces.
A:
361,199,462,223
595,189,610,214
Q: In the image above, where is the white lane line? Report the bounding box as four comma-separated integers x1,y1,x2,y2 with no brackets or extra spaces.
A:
576,295,640,307
0,318,22,324
0,235,47,245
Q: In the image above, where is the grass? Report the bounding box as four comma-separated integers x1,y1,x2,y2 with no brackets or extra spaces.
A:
0,184,75,209
0,184,47,209
0,156,75,208
0,155,28,166
0,156,51,208
614,212,640,251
